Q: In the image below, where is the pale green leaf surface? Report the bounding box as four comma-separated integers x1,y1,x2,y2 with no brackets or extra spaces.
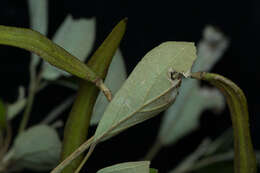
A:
91,49,127,125
159,80,224,145
93,42,196,143
28,0,48,35
97,161,150,173
42,15,96,80
6,98,26,120
157,26,228,146
28,0,48,66
12,125,61,171
192,26,229,72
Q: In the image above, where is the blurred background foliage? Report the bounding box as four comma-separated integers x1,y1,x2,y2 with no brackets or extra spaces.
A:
0,0,259,173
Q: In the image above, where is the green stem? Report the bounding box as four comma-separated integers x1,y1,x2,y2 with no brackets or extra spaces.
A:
18,82,36,133
60,81,99,173
18,65,42,133
51,137,93,173
59,18,127,173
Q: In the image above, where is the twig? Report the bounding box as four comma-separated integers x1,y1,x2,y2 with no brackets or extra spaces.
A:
75,144,96,173
18,61,43,133
18,82,36,133
51,136,94,173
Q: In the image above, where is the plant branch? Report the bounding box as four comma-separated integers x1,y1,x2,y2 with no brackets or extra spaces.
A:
192,72,257,173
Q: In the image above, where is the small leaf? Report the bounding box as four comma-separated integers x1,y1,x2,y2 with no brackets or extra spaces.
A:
192,72,257,173
42,15,96,80
192,25,229,72
53,15,95,62
97,161,150,173
0,25,107,93
93,42,196,144
91,50,127,125
28,0,48,66
12,125,61,171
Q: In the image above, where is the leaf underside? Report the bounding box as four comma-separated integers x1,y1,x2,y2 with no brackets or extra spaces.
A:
93,41,197,143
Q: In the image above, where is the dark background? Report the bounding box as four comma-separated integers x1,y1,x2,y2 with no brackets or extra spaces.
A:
0,0,259,173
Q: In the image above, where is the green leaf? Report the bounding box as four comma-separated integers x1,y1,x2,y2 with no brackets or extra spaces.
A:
0,99,6,131
150,168,158,173
28,0,48,66
51,42,197,173
60,18,127,173
57,50,127,126
91,49,127,125
12,125,61,171
96,161,150,173
145,26,228,160
42,15,96,80
92,42,196,144
0,25,111,99
192,72,257,173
